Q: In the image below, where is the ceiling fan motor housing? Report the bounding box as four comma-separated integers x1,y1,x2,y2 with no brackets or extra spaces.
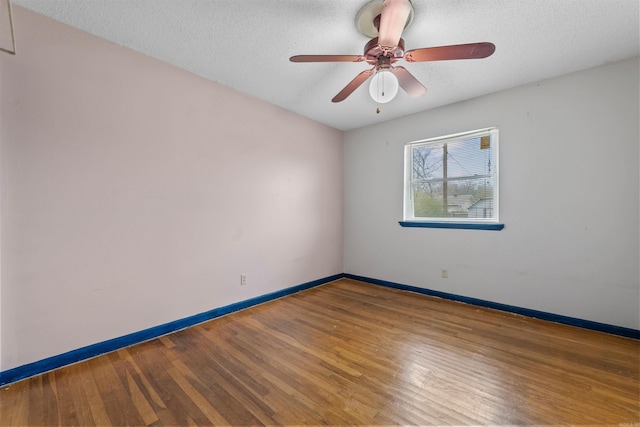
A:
364,37,405,66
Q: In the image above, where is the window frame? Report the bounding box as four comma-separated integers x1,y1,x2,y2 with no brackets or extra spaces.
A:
401,127,503,230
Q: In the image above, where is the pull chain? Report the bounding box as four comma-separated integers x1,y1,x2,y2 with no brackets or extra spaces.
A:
376,70,382,114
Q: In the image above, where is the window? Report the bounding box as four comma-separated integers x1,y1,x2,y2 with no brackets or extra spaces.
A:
402,127,502,230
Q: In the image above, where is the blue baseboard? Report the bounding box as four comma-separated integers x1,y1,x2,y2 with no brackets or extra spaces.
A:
0,274,343,386
343,274,640,340
3,272,637,386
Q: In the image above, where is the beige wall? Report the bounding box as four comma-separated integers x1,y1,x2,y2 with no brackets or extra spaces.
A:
0,7,344,370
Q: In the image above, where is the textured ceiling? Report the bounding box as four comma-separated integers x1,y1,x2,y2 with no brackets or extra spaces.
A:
12,0,640,131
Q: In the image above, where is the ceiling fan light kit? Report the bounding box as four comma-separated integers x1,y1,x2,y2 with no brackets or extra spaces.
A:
290,0,495,106
369,69,399,104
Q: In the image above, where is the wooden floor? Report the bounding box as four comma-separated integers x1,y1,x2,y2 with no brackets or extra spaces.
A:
1,278,638,426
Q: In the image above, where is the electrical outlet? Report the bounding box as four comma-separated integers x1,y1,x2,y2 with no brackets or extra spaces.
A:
240,275,247,286
441,269,448,279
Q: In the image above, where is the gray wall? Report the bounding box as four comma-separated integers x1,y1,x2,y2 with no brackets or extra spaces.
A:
344,57,639,329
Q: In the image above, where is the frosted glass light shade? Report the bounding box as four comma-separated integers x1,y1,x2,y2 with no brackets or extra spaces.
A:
369,69,399,104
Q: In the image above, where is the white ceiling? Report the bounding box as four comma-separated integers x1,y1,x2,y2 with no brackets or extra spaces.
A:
12,0,640,131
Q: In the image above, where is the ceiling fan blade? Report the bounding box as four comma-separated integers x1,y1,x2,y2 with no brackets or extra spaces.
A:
378,0,412,49
332,68,375,103
405,42,496,62
290,55,365,63
391,66,426,98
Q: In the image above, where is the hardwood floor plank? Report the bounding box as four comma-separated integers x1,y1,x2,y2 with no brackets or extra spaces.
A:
198,321,358,424
52,366,92,426
225,321,366,423
119,349,168,414
127,341,217,426
88,354,144,426
163,363,230,425
25,376,45,426
2,379,29,427
124,366,159,425
40,374,61,426
1,278,638,425
77,362,111,427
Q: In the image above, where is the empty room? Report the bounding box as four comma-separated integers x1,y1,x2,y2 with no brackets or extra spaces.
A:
1,0,638,425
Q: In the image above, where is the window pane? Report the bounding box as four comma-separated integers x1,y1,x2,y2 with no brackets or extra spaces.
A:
413,187,446,217
412,144,444,181
445,137,494,179
412,177,494,219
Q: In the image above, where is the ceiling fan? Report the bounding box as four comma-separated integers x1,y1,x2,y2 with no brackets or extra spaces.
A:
289,0,495,105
